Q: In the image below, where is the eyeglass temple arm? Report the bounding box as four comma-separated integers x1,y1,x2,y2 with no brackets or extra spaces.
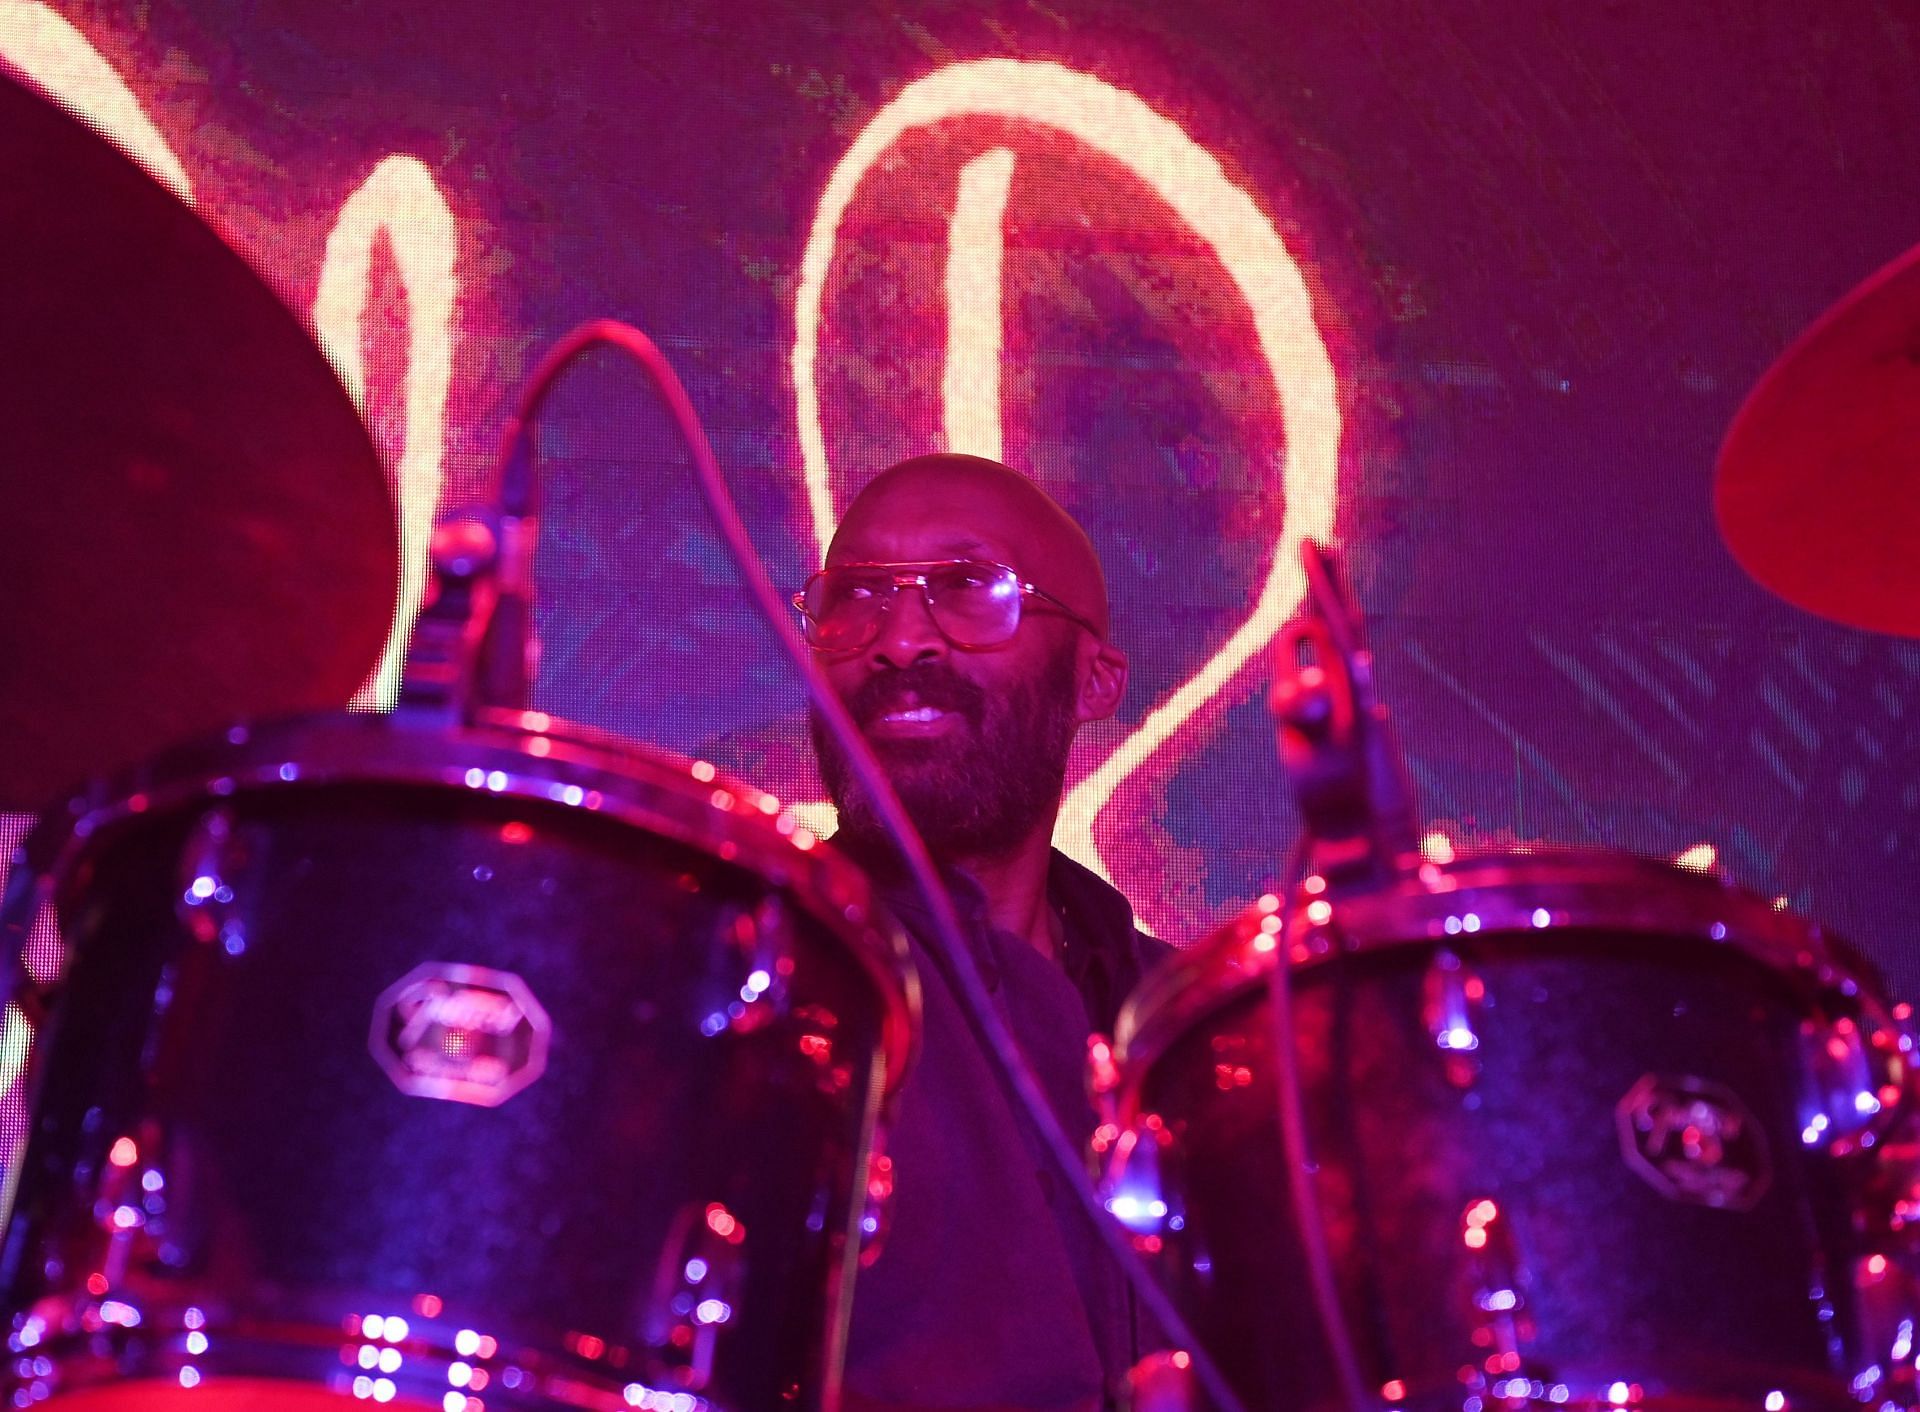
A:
1019,579,1104,639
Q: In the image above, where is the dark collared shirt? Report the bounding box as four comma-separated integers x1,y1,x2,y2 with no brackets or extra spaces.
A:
842,850,1172,1412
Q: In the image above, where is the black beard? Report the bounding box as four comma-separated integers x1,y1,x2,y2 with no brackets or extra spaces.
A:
810,653,1080,867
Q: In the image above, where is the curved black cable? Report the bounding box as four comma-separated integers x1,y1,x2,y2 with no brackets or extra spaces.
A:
494,319,1251,1412
1266,839,1375,1412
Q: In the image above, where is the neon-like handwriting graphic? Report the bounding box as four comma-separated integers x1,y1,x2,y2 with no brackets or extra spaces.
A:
942,147,1018,460
0,12,1341,935
0,1,190,200
312,157,459,710
792,58,1341,895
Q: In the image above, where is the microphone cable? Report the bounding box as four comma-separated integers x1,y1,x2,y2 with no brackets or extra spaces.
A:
492,319,1252,1412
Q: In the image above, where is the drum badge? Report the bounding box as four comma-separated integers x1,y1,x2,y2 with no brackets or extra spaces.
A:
371,962,552,1108
1616,1073,1771,1211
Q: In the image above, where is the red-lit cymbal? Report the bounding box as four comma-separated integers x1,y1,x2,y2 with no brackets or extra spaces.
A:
0,71,398,811
1716,242,1920,638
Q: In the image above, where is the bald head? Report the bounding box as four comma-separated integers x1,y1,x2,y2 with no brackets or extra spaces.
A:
810,453,1131,863
829,453,1111,638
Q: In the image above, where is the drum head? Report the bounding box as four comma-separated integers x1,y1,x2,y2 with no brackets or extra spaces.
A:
7,707,917,1085
1118,847,1891,1083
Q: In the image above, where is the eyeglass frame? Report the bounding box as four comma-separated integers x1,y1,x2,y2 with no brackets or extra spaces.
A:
791,558,1105,652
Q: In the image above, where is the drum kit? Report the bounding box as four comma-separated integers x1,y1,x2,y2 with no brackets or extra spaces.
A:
0,69,918,1412
0,57,1916,1412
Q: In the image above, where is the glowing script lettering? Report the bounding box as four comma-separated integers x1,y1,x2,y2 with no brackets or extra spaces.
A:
943,147,1017,460
0,14,1341,932
793,58,1341,890
0,1,191,201
312,157,459,710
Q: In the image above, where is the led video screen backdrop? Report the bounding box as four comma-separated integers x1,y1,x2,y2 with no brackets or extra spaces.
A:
3,1,1919,993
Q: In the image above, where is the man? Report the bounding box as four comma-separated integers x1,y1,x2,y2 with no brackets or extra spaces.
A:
798,452,1169,1411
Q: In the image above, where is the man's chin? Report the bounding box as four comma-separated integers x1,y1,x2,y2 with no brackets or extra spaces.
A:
858,728,970,768
874,757,972,808
831,761,978,842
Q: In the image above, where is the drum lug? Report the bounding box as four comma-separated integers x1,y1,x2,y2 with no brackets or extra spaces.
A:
1459,1196,1538,1404
1087,1033,1123,1185
1125,1349,1199,1411
11,1124,179,1353
1096,1115,1173,1251
1859,1102,1920,1404
1086,1042,1175,1251
1799,1009,1903,1154
1422,948,1485,1088
707,896,793,1038
857,1130,895,1266
1851,1246,1920,1408
641,1200,748,1394
175,808,248,956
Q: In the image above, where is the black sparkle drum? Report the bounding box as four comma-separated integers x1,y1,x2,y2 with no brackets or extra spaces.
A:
0,710,917,1411
1104,851,1917,1412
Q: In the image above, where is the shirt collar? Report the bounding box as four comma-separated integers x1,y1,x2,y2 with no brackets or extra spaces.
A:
1043,848,1147,1031
857,843,1148,1028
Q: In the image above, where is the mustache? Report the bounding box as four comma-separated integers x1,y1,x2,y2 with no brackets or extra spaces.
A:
846,663,987,728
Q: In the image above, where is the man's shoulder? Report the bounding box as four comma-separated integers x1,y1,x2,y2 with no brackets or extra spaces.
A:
1132,925,1176,965
1045,848,1138,940
1047,847,1176,973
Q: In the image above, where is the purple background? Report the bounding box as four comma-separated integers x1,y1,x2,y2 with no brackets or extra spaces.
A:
15,0,1920,984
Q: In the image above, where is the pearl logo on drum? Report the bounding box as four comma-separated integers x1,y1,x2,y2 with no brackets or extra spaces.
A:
370,962,553,1108
1616,1072,1772,1211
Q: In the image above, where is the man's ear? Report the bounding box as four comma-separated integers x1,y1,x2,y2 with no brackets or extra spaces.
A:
1075,638,1129,723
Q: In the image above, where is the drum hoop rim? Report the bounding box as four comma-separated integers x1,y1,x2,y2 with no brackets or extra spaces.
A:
2,708,921,1097
1114,848,1898,1100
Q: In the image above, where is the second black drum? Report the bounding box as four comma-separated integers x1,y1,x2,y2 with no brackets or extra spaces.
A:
1104,850,1916,1412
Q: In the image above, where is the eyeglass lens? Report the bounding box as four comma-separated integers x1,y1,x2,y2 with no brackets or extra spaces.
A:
804,562,1023,649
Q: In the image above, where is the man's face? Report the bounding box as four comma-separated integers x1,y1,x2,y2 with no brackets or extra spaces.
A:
807,474,1091,862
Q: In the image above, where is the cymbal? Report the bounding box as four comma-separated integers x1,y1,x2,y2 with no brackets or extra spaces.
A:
0,71,398,812
1716,242,1920,638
